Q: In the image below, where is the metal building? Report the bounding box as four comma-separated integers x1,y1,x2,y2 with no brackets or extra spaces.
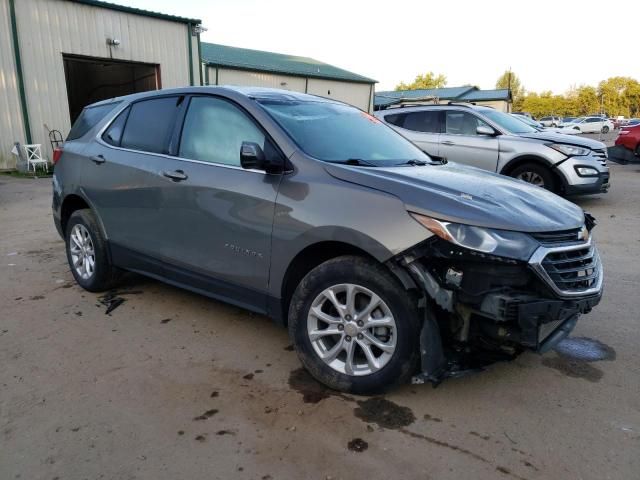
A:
0,0,202,169
201,43,376,113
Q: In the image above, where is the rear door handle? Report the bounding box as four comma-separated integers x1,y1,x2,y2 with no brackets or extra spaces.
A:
91,155,106,164
162,169,188,182
441,141,455,146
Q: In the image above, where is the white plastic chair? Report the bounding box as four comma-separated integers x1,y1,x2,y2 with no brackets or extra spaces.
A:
23,144,49,173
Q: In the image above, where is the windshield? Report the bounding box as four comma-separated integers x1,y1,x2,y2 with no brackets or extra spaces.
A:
257,99,431,165
573,117,586,123
513,115,541,129
481,110,538,134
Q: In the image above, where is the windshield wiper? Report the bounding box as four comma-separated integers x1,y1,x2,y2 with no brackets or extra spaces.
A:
328,158,378,167
402,159,428,166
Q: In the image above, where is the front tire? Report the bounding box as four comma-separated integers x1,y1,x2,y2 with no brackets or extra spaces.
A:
288,256,419,394
601,126,610,134
65,209,120,292
510,162,557,192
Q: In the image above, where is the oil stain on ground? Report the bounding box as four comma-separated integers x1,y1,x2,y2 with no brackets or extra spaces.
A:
353,397,415,429
347,438,368,452
287,368,354,404
542,337,615,383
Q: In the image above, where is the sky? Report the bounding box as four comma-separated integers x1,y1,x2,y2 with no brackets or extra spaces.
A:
123,0,639,93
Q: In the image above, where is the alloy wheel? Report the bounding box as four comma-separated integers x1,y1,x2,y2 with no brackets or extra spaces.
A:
69,224,96,280
516,171,545,187
307,283,397,376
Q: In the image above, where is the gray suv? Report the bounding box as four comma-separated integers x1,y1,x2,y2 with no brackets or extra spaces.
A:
375,104,610,195
52,87,603,393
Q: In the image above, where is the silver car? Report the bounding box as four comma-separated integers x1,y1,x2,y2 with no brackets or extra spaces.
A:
375,104,610,195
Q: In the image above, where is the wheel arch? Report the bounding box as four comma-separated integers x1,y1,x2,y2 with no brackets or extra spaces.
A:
60,192,109,240
499,155,566,191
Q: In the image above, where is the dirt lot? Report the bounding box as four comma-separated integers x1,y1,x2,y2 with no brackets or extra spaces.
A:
1,165,639,480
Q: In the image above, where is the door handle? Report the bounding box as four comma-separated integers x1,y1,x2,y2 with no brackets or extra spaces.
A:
441,141,455,146
162,169,188,181
91,155,106,164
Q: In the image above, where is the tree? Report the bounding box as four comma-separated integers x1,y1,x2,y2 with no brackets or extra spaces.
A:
395,72,447,91
496,70,525,110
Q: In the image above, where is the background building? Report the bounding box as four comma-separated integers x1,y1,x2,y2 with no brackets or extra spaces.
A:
0,0,202,169
201,42,376,113
374,87,512,112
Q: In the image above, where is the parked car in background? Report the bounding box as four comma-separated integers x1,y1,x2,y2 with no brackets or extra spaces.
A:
375,103,609,194
559,117,577,127
539,116,561,127
615,123,640,156
559,116,613,134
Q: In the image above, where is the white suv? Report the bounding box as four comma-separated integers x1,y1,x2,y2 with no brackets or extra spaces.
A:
539,116,561,127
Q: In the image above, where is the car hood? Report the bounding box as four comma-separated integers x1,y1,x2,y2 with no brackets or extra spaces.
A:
324,163,584,233
516,131,606,149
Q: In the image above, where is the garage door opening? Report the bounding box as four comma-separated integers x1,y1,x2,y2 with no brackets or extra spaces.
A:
63,55,160,123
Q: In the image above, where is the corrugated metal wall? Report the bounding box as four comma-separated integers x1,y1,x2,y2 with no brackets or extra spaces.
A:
0,0,25,170
208,65,373,112
0,0,198,168
307,78,373,112
215,67,307,91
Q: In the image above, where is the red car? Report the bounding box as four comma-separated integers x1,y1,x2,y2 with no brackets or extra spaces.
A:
615,124,640,155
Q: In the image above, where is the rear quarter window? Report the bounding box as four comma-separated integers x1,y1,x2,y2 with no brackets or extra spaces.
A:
66,102,121,141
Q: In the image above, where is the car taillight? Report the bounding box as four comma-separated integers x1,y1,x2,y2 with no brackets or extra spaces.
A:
52,147,63,165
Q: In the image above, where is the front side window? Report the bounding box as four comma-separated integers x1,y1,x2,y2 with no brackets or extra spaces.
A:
259,99,430,165
120,96,182,154
179,97,266,166
445,112,490,136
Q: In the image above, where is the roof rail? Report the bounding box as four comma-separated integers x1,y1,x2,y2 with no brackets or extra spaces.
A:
447,101,476,107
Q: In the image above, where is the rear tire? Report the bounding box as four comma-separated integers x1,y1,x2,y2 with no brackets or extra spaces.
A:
288,255,419,394
601,126,610,134
635,144,640,157
65,209,121,292
509,162,557,192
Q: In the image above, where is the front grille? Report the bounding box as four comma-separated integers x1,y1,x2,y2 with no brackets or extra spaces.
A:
541,244,600,293
592,148,608,166
531,228,581,245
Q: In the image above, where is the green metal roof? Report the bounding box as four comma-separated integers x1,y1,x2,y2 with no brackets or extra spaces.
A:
458,88,511,102
201,42,376,84
68,0,201,24
375,87,511,109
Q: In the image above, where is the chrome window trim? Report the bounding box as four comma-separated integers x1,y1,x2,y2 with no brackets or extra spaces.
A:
94,100,269,175
528,236,603,298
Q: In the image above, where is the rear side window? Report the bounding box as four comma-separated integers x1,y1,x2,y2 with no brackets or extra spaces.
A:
121,97,182,154
394,111,440,133
67,102,121,140
102,107,130,147
178,96,266,166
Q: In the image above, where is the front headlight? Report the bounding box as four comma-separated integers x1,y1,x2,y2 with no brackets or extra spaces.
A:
410,213,539,261
547,143,591,156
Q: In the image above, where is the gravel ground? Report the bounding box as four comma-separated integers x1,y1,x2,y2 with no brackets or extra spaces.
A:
1,166,639,480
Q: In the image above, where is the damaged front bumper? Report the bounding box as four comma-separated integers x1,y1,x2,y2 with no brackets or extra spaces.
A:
396,234,603,385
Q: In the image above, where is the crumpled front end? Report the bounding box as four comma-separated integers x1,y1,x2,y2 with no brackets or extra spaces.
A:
394,220,603,385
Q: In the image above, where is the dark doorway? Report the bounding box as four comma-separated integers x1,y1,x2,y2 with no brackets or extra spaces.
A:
63,55,160,123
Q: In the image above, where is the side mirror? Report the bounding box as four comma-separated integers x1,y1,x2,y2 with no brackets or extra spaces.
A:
240,142,266,170
476,125,496,136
